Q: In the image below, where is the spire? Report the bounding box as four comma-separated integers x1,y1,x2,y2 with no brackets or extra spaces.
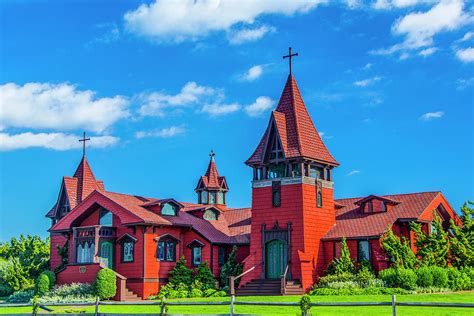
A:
246,74,339,166
204,150,221,189
73,155,104,204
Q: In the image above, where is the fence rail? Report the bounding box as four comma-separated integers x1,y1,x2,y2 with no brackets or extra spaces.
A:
1,295,473,316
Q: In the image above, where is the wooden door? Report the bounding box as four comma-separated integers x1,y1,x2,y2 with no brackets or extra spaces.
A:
100,241,114,269
266,239,286,279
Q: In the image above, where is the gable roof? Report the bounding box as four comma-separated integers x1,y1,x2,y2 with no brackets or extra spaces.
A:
323,191,442,240
50,189,250,245
246,75,338,166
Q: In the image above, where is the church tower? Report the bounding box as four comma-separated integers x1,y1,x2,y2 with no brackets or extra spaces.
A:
243,49,339,291
195,150,229,206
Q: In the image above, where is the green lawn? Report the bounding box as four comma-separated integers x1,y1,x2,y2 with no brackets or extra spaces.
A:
0,293,473,315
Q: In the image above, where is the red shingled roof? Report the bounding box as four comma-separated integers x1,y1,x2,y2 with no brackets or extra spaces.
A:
197,155,227,191
323,191,441,239
246,75,338,166
51,189,249,244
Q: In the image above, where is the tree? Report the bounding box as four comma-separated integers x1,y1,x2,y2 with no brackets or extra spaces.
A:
95,268,117,300
410,211,449,267
326,237,355,275
194,262,215,290
219,246,243,288
380,225,418,269
449,201,474,268
168,256,193,286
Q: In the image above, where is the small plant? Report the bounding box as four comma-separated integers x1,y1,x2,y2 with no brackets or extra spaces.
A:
35,273,50,296
94,268,116,300
299,294,312,316
379,268,417,290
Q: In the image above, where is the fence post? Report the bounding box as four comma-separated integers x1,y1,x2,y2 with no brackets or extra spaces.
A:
160,297,166,316
229,276,235,296
230,295,235,316
391,295,397,316
95,296,99,316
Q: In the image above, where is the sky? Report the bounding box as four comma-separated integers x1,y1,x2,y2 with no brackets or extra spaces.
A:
0,0,473,241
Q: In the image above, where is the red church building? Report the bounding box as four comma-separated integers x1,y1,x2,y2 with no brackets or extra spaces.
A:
47,57,461,299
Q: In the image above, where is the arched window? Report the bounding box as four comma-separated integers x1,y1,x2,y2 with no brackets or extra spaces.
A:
157,236,178,262
317,189,323,208
99,208,112,226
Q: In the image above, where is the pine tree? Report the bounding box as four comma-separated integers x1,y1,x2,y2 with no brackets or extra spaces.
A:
327,237,355,274
410,211,449,267
219,246,243,288
449,201,474,268
194,262,216,290
168,256,193,286
380,225,418,269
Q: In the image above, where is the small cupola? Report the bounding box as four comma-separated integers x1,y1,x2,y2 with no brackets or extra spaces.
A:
195,150,229,205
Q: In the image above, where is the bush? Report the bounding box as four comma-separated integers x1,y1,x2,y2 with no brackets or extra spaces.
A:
204,288,217,297
175,283,189,298
416,266,433,288
317,272,355,287
379,268,417,290
52,283,94,297
169,257,193,286
190,288,203,298
355,269,375,288
41,271,56,290
95,268,116,300
430,266,449,288
326,238,354,275
194,262,215,290
461,267,474,290
447,268,470,291
35,274,49,295
6,289,35,303
310,286,409,296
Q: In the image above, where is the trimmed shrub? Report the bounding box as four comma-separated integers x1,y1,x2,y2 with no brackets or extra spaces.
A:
461,267,474,290
41,271,56,290
95,268,116,300
35,274,49,296
379,268,417,290
430,267,448,288
416,266,433,288
447,268,470,291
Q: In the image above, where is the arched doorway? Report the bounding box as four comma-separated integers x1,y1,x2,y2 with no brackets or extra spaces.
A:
100,241,114,269
265,239,287,279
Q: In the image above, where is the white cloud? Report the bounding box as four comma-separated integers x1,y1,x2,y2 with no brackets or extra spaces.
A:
419,47,437,56
420,111,444,120
354,76,382,87
346,0,363,9
372,0,436,10
138,82,217,117
456,77,474,90
456,47,474,62
372,0,471,56
240,65,264,81
135,126,185,139
227,25,275,45
87,23,120,46
347,170,361,176
0,132,118,151
123,0,323,43
364,63,373,69
201,103,241,116
244,96,274,117
0,82,129,133
458,31,474,42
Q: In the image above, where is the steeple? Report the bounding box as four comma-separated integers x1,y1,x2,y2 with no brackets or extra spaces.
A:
73,155,104,204
195,151,229,205
246,74,338,169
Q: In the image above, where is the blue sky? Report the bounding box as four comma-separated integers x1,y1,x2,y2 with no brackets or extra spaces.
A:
0,0,473,241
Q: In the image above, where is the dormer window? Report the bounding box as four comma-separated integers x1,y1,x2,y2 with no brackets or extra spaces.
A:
204,209,218,220
161,203,177,216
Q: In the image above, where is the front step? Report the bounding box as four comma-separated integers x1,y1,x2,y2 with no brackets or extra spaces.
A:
236,279,304,296
123,287,142,301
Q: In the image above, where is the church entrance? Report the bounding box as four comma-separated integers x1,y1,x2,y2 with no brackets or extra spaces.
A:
100,241,114,269
265,239,286,279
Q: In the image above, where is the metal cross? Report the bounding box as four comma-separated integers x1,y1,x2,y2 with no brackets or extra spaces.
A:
283,47,299,75
79,131,91,157
210,149,215,161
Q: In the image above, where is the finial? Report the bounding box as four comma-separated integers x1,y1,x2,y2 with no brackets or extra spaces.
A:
283,47,299,75
78,131,91,157
209,149,215,161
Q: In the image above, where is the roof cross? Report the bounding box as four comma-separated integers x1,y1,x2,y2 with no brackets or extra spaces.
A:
283,47,299,75
209,149,215,161
78,131,91,157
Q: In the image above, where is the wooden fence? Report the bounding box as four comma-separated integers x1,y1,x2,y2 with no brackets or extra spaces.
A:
1,295,474,316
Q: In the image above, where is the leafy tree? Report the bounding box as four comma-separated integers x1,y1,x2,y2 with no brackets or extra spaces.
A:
168,256,193,286
194,262,215,290
95,268,116,300
410,211,449,267
0,234,50,284
219,246,243,288
380,225,418,269
1,257,34,291
326,238,354,275
449,201,474,268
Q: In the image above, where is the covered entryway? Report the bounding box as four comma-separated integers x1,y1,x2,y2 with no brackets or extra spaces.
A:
265,239,287,279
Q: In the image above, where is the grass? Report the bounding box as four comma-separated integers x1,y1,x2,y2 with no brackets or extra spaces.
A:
0,293,473,315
